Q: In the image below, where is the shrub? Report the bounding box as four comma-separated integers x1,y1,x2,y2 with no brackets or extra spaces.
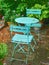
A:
0,43,8,59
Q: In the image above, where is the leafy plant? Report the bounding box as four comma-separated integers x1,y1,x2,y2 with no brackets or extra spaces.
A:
4,9,16,23
28,4,49,21
0,43,8,59
0,0,13,22
16,3,27,17
0,0,49,23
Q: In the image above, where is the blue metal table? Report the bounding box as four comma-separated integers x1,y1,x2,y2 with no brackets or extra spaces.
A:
15,17,39,26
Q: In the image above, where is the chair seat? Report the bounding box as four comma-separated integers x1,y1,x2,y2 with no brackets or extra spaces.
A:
11,34,33,44
31,23,42,27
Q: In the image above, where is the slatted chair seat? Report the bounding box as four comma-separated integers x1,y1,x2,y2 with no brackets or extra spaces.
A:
31,23,42,27
11,34,33,44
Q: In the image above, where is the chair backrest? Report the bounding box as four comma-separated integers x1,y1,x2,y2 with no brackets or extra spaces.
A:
10,25,29,34
26,8,41,15
26,8,41,19
26,8,42,28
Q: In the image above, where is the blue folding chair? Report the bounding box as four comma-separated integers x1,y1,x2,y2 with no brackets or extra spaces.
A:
26,8,42,40
10,24,37,64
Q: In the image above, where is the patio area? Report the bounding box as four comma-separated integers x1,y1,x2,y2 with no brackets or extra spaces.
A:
0,25,49,65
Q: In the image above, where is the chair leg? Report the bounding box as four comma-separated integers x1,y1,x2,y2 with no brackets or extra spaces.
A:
12,43,19,57
25,44,30,64
10,43,20,62
37,30,42,41
30,44,35,52
37,32,40,41
33,37,37,45
35,29,41,41
26,54,28,64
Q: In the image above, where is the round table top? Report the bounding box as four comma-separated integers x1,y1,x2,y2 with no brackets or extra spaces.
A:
15,17,39,25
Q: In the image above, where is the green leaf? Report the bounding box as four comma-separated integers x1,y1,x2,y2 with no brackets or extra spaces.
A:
33,4,42,9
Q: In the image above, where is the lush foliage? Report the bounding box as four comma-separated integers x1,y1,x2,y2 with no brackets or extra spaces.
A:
0,43,8,59
28,4,49,20
0,0,49,22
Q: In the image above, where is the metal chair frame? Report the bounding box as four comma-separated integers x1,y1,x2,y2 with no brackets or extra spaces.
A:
26,8,42,40
10,24,37,64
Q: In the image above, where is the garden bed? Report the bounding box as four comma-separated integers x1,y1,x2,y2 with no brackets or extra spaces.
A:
0,25,10,43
